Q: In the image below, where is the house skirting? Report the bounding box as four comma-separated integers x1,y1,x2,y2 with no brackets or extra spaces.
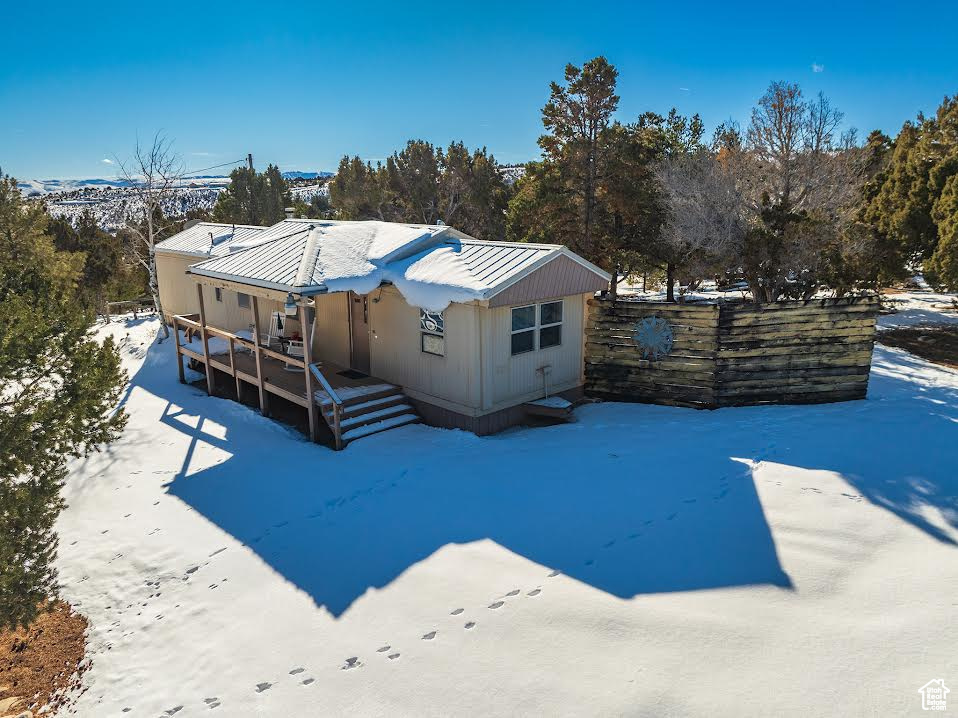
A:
408,386,584,436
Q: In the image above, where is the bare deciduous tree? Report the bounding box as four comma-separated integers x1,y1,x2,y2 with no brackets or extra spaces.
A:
656,150,752,285
116,133,184,338
742,82,864,222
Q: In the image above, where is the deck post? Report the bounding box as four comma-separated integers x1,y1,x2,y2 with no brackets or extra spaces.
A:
250,295,268,416
228,336,242,400
172,315,185,383
299,303,318,442
196,285,214,396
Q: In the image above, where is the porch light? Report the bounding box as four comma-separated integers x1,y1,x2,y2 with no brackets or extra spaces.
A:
284,293,298,317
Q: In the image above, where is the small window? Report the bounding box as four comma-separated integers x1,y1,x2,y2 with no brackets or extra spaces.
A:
420,309,444,356
214,287,223,302
510,301,563,355
237,292,250,309
539,324,562,348
540,301,562,326
539,300,563,349
511,330,535,355
422,332,445,356
510,305,536,356
512,305,535,331
420,310,444,334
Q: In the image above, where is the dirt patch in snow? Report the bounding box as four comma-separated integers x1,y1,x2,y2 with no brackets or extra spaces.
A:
878,325,958,369
0,601,89,716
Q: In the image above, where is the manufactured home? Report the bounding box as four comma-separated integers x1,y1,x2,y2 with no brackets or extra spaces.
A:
156,219,609,447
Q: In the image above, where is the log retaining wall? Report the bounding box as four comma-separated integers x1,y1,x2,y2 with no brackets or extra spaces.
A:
584,296,880,408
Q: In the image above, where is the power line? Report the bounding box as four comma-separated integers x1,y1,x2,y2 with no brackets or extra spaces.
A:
182,158,247,177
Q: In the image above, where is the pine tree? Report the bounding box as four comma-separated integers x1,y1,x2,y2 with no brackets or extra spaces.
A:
863,95,958,287
0,175,127,629
212,164,291,226
537,56,620,261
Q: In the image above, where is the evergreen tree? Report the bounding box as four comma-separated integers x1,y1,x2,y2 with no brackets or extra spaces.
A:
212,164,292,226
0,175,127,629
536,57,620,262
329,142,511,238
863,95,958,288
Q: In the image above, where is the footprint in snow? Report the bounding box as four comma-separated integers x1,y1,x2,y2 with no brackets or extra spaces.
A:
302,678,315,685
603,540,615,548
683,498,697,504
667,513,677,521
584,559,594,566
464,622,476,629
527,588,541,597
342,657,362,670
505,589,520,597
209,547,227,557
488,601,504,610
255,682,272,692
450,608,464,615
376,645,391,653
204,698,218,705
628,533,641,540
165,707,183,716
548,570,561,578
388,653,400,660
422,631,437,640
289,667,305,675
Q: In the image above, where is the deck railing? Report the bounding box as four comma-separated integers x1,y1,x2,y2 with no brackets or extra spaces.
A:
172,309,356,449
310,363,344,450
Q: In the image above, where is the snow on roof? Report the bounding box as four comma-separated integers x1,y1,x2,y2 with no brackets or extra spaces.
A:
188,219,609,311
155,222,268,258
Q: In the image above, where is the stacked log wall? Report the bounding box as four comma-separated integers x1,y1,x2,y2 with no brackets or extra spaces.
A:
584,296,879,408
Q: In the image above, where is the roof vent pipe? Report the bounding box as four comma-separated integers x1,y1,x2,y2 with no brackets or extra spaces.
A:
285,207,296,219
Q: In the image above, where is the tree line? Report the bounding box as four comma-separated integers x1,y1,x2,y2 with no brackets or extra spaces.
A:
507,56,958,301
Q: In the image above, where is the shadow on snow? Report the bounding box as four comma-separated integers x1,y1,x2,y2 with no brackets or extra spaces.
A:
121,326,957,617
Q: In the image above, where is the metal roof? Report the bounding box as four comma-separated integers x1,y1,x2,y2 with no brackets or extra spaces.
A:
189,225,314,292
442,239,556,289
154,222,268,258
186,219,610,305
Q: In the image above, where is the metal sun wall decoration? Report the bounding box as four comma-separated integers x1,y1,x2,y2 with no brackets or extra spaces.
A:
633,316,674,360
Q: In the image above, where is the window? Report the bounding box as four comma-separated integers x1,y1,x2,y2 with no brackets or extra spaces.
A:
420,309,444,356
510,305,536,355
237,292,250,309
510,301,564,355
214,287,223,302
539,301,563,349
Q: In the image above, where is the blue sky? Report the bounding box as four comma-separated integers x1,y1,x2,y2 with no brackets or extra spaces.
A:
2,0,957,179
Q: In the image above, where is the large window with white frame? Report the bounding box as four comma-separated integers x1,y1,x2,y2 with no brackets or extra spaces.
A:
511,300,563,356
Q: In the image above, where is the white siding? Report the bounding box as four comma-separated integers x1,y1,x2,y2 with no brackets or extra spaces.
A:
481,293,587,410
156,253,199,320
368,286,481,411
312,292,351,367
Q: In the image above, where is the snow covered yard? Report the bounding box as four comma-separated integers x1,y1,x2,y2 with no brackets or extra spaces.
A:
54,306,958,717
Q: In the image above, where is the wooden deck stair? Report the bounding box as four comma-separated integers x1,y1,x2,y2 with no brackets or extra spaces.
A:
310,368,420,449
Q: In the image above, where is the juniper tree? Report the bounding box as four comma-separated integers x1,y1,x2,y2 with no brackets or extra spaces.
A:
212,163,292,226
864,95,958,289
0,175,127,628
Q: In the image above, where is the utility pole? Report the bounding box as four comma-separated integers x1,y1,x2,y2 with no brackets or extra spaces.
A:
247,153,255,225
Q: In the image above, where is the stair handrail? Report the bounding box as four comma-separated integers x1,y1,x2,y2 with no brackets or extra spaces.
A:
310,363,344,450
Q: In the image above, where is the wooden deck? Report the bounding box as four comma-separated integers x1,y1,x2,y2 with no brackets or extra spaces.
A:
172,297,402,449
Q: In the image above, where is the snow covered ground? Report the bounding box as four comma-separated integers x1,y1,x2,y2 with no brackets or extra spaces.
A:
55,298,958,717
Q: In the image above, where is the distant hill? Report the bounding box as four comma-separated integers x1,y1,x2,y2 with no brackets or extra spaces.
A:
282,171,334,180
18,171,332,197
